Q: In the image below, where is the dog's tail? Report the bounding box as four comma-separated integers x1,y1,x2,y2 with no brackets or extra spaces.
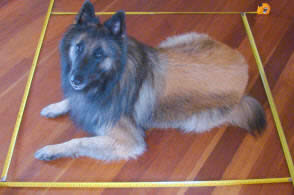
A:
228,96,266,134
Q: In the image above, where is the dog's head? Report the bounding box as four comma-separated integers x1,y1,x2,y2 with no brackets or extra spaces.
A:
60,1,127,91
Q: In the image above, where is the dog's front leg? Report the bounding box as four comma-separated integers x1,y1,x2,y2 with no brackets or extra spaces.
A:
41,99,70,118
35,118,146,161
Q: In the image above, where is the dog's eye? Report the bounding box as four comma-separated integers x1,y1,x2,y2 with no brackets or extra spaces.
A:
94,48,104,59
75,42,84,54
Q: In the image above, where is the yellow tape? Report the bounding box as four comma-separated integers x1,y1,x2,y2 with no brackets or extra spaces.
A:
0,0,55,182
51,11,258,15
241,13,294,185
0,178,291,188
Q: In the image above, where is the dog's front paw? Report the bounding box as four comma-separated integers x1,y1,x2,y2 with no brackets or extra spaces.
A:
35,145,61,161
40,104,60,118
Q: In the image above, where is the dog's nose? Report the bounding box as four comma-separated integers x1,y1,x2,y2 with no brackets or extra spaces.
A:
71,75,83,85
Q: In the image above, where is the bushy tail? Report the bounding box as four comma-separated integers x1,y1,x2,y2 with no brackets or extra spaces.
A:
228,96,266,134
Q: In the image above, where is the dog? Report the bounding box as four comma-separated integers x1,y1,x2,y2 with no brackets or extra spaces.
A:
35,1,266,161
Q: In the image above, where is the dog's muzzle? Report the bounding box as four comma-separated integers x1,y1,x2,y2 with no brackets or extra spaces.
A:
69,74,87,90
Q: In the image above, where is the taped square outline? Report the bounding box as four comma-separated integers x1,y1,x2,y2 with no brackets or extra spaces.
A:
0,0,293,188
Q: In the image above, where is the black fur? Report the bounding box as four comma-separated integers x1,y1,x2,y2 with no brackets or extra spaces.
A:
75,0,99,25
248,99,267,134
59,3,155,135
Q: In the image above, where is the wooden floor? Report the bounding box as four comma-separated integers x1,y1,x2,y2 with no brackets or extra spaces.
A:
1,0,294,194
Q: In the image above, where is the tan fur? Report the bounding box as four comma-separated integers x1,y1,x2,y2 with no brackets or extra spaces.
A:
35,117,145,161
158,33,248,102
153,33,248,123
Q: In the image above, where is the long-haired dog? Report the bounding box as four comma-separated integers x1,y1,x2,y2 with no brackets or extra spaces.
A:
35,1,266,161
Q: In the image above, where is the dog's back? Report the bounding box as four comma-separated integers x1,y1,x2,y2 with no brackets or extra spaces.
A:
145,33,265,133
158,33,248,108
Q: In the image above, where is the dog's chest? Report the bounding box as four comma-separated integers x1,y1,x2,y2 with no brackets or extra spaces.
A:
68,93,118,135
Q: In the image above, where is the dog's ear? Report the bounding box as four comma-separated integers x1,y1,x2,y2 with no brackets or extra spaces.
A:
75,0,100,25
104,11,126,37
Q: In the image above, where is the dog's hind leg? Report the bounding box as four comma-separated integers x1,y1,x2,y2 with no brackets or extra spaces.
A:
41,99,70,118
35,118,146,161
150,105,231,133
150,96,266,134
